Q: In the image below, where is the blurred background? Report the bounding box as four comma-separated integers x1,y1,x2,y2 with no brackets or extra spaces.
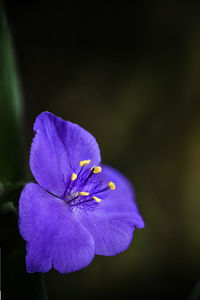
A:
3,1,200,299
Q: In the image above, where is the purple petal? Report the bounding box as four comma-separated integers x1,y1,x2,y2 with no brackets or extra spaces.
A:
77,165,144,256
101,165,143,219
19,183,95,273
79,210,143,256
30,112,101,196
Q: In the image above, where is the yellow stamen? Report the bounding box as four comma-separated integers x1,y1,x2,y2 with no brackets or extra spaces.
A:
71,173,77,181
79,192,89,196
93,166,102,174
108,181,116,190
92,196,101,203
79,160,91,167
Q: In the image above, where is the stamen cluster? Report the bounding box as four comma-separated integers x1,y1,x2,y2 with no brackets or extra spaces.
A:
62,159,115,209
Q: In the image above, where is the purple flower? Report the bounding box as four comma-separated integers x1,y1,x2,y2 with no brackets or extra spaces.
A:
18,112,144,273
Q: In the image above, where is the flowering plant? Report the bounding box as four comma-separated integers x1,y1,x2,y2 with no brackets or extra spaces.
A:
19,112,144,273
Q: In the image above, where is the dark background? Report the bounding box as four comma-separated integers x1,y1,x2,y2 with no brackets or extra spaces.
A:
4,1,200,299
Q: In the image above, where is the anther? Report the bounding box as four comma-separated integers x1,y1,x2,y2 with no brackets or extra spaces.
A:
92,166,102,174
92,196,101,203
108,181,116,190
79,160,91,167
79,192,89,196
71,173,77,181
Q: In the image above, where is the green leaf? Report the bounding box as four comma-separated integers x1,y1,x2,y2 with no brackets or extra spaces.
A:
0,8,48,300
0,6,24,184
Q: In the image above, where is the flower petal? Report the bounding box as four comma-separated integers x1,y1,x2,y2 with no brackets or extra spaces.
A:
101,165,144,219
19,183,95,273
30,112,101,196
77,165,144,256
79,210,143,256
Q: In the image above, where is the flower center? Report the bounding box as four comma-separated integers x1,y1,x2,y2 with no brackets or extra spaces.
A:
63,160,115,209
